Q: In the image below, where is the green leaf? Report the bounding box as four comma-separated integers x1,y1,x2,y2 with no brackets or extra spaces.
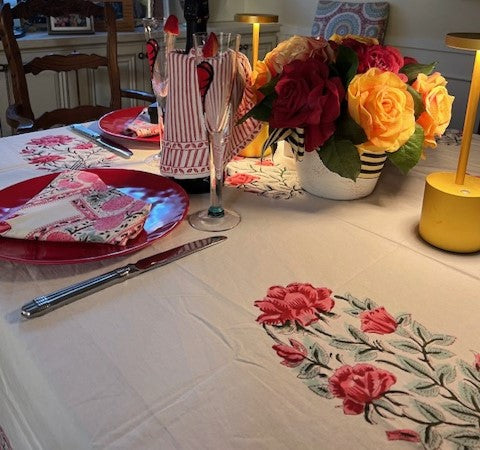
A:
445,430,480,447
397,355,433,379
457,381,480,408
354,347,378,362
258,76,279,97
442,402,480,424
343,308,361,318
420,426,443,450
387,124,424,175
297,363,323,379
429,334,456,347
427,347,455,360
409,381,440,397
335,113,367,144
347,325,370,344
339,293,368,311
238,100,272,124
308,383,333,398
330,338,357,350
318,138,361,181
371,398,397,416
389,340,421,353
400,62,437,83
311,342,330,365
334,45,359,88
364,297,378,310
406,85,426,118
395,313,412,326
458,360,480,385
435,364,456,384
414,400,445,422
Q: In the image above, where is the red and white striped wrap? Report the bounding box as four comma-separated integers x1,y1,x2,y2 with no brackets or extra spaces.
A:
160,51,262,179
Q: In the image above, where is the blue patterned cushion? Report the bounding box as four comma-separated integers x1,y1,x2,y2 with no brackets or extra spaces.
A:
311,1,389,43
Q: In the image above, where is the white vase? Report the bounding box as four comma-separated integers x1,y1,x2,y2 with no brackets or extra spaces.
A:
295,149,386,200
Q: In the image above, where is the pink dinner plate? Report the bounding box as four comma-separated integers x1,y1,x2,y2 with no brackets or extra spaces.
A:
0,169,189,264
98,106,160,143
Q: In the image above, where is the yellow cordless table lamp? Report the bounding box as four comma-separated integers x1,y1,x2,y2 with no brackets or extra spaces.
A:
419,33,480,253
234,13,278,157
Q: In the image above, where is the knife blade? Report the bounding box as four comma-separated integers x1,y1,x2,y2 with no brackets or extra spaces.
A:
21,236,227,319
70,124,133,158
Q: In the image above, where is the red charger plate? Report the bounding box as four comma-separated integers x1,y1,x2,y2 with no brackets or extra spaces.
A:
0,169,189,264
98,106,160,144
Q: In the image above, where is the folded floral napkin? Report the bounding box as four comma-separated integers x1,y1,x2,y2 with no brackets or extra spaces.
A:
125,107,161,138
0,170,151,246
161,50,262,178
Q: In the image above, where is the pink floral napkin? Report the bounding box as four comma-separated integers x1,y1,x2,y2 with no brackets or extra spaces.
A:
125,107,161,138
0,170,151,246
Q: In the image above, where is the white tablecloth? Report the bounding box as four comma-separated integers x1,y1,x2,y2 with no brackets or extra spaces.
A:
0,127,479,450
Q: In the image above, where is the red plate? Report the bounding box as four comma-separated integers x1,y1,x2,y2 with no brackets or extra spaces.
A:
0,169,189,264
98,106,160,143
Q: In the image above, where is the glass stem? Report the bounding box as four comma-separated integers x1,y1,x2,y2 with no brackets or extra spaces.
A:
208,131,225,218
157,96,166,154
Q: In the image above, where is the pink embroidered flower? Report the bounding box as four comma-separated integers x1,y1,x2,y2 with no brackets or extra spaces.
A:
232,155,245,161
44,231,75,242
360,307,397,334
272,338,308,367
102,195,133,211
255,160,274,166
77,171,107,190
474,353,480,371
386,430,421,442
254,283,334,327
226,173,260,186
73,142,94,150
28,135,73,146
329,363,397,415
57,179,83,190
94,213,125,231
29,155,65,164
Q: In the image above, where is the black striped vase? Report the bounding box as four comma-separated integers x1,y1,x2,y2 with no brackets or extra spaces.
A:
295,149,386,200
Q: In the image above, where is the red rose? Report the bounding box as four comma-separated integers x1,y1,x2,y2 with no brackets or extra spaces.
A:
254,283,334,327
358,45,404,75
225,173,259,186
360,307,397,334
269,55,344,151
386,430,421,443
272,338,308,367
329,364,397,415
402,56,418,66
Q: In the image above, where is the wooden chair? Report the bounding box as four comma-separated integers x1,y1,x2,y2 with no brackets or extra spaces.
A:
0,0,155,134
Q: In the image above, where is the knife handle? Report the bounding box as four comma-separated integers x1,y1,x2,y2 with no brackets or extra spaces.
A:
21,265,135,318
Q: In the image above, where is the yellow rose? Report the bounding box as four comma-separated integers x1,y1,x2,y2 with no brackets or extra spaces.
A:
348,68,416,154
329,33,379,46
412,73,454,148
252,60,272,90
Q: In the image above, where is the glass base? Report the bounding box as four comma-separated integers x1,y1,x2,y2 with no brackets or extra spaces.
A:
144,152,161,167
188,208,241,232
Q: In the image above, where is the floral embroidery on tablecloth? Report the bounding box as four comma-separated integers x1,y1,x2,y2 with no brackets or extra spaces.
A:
255,283,480,448
20,135,117,170
226,155,303,199
0,425,12,450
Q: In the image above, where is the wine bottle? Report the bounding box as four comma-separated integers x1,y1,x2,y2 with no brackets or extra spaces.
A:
183,0,209,53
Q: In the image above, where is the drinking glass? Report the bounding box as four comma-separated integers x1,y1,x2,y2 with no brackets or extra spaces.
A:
142,17,176,166
188,32,241,232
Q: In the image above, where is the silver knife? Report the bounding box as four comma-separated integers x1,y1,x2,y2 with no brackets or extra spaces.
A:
21,236,226,319
70,124,133,158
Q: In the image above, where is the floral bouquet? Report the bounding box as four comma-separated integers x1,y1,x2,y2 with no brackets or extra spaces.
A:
241,34,454,181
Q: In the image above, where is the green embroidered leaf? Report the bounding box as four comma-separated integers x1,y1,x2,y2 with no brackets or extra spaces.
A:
412,320,433,342
347,325,370,344
406,85,426,118
387,124,424,175
397,356,433,379
354,347,377,362
445,430,480,447
298,363,323,379
458,360,480,385
409,381,440,397
339,293,368,311
335,112,367,144
429,334,456,346
400,62,436,83
435,364,456,384
317,138,361,181
414,400,445,422
330,338,357,350
308,383,333,398
364,297,378,310
442,402,479,424
457,381,480,408
311,342,330,365
426,347,455,359
420,426,443,450
343,308,361,318
371,398,397,416
389,340,421,354
395,313,411,326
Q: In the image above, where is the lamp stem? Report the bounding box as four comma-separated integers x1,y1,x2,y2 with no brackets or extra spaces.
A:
252,22,260,67
456,49,480,184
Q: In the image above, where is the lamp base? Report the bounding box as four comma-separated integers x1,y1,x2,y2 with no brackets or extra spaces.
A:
419,172,480,253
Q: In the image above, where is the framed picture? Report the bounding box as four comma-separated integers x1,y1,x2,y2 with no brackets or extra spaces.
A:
94,0,135,32
47,14,95,35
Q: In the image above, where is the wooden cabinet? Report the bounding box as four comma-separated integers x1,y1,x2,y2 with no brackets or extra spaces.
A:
0,22,279,136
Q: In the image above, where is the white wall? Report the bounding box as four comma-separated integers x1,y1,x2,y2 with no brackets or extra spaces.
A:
210,0,480,130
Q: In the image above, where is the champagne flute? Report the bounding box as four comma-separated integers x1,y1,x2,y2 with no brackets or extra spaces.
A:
142,17,176,166
188,32,241,232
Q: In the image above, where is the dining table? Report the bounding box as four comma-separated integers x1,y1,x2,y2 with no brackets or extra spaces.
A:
0,123,479,450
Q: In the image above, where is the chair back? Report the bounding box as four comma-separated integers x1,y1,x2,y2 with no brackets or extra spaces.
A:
311,1,389,43
0,0,152,133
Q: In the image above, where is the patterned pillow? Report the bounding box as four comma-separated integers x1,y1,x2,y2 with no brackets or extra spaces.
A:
311,1,389,43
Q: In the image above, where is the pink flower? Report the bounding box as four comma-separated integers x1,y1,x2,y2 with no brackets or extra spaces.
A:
29,155,65,164
329,364,397,415
386,430,421,442
474,353,480,371
45,231,76,242
272,338,308,367
94,213,125,231
226,173,259,186
102,196,133,211
73,142,94,150
255,160,274,166
402,56,418,66
254,283,334,327
28,135,73,146
360,307,397,334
